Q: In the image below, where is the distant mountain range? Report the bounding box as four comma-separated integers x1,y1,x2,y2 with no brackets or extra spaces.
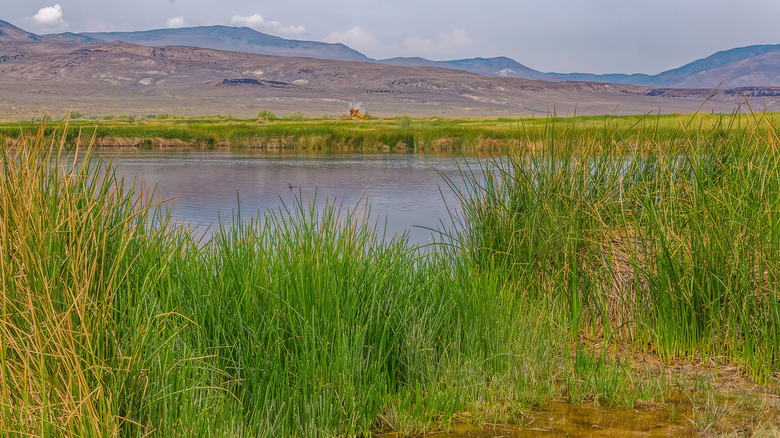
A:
3,18,780,88
376,56,654,85
3,18,780,119
379,47,780,89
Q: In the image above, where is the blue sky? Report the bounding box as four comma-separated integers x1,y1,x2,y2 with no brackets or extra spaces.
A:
6,0,780,74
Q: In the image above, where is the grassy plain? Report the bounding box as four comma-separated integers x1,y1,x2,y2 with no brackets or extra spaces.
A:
2,113,780,437
2,111,778,153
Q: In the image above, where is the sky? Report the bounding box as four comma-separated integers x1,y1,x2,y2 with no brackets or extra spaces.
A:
6,0,780,75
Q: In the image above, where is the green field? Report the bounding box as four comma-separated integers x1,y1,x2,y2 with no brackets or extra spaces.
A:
2,113,780,437
2,111,779,153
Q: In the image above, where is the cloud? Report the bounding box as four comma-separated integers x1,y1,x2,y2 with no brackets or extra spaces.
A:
167,17,186,28
324,27,481,60
231,13,264,28
31,4,68,29
230,14,306,34
324,27,396,58
401,29,480,59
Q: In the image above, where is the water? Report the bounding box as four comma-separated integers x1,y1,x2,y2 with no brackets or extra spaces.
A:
376,401,696,437
95,150,478,244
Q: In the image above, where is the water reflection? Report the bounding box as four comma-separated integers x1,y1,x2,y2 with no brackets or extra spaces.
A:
95,150,478,245
376,401,696,437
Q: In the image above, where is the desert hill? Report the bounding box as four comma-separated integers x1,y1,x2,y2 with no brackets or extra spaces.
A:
0,19,41,42
66,25,370,62
1,38,778,120
34,21,780,88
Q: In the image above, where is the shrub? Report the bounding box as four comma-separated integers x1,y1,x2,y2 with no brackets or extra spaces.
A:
257,109,278,121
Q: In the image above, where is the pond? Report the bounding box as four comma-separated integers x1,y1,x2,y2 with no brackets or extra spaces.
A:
95,150,479,245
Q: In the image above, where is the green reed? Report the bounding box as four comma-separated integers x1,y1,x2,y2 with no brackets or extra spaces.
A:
453,110,780,381
3,113,779,437
3,112,778,154
0,121,563,437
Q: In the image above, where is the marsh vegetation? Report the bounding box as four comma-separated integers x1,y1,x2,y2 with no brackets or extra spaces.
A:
3,111,778,154
2,113,780,437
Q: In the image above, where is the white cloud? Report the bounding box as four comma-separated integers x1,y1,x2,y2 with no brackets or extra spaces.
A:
324,27,481,60
166,17,186,28
230,14,306,34
31,4,68,29
324,27,397,58
401,29,480,59
231,13,264,28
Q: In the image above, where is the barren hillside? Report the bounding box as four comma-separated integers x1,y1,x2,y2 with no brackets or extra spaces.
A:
1,40,778,120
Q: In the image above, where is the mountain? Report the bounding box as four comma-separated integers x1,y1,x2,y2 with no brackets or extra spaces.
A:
2,18,780,95
0,19,41,42
379,46,780,89
379,56,664,85
379,56,653,85
27,18,780,88
648,45,780,88
3,38,778,121
528,45,780,88
71,25,370,62
379,56,552,81
42,32,108,44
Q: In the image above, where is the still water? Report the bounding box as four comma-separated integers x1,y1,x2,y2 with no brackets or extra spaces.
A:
95,150,479,244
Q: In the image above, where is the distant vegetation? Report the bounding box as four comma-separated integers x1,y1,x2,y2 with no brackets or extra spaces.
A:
2,113,780,436
2,111,780,154
256,109,278,121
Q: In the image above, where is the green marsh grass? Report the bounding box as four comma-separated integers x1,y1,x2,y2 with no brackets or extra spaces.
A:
4,112,779,154
3,113,780,437
451,110,780,383
0,121,565,436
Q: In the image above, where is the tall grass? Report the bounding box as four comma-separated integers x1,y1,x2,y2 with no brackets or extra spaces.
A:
0,122,563,436
0,121,183,435
4,112,777,153
452,110,780,381
3,113,779,437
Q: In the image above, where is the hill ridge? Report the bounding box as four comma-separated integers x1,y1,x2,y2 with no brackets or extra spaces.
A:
62,25,370,62
3,18,780,88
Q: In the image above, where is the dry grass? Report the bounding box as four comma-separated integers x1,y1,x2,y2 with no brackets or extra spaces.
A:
0,121,158,436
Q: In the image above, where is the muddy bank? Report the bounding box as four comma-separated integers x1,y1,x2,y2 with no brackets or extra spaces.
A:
377,397,780,437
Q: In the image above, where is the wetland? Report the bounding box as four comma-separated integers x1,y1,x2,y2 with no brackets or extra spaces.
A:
2,113,780,437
